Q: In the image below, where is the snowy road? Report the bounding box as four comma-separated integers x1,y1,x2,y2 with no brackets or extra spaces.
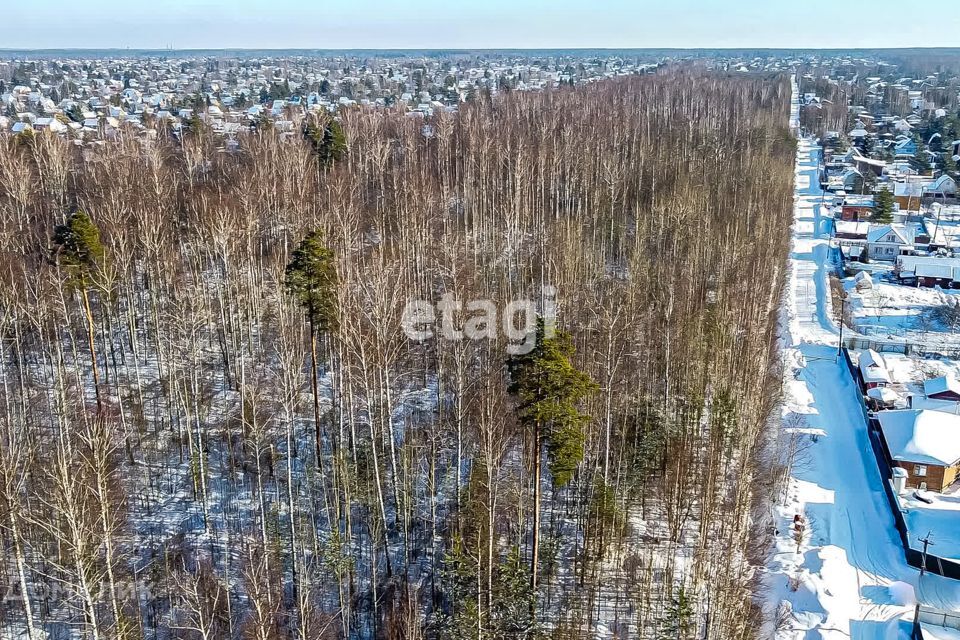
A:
786,139,838,345
767,79,960,639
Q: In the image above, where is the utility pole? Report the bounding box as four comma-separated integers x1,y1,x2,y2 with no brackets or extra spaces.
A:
837,295,846,361
919,531,934,576
914,531,935,630
933,203,943,249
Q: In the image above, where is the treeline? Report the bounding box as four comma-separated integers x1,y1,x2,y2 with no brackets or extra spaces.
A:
0,68,795,640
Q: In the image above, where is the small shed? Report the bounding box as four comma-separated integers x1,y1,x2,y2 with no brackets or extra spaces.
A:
924,376,960,403
859,349,892,389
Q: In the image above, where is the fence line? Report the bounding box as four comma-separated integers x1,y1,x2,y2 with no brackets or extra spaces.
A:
842,337,960,361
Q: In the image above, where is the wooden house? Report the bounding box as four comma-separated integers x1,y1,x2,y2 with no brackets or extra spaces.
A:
876,409,960,492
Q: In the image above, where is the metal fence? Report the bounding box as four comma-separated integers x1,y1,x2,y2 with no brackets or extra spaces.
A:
842,337,960,361
917,607,960,631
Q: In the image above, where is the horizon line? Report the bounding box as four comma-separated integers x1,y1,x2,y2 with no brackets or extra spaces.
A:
3,46,960,53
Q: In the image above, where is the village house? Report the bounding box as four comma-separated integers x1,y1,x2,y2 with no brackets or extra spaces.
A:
925,175,958,204
876,409,960,492
893,137,917,158
895,175,958,209
839,194,874,221
833,220,871,240
866,223,915,261
895,255,960,287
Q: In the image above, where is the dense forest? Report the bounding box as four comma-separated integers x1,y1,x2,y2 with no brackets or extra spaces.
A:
0,69,795,639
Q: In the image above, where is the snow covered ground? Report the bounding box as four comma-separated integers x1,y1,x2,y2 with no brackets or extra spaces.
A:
900,489,960,563
766,78,960,639
845,277,960,347
922,624,960,640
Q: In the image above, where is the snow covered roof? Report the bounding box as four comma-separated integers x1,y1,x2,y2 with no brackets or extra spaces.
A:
859,349,892,384
928,175,958,195
867,224,913,245
834,221,871,237
894,182,924,198
868,386,900,403
877,409,960,467
924,376,960,399
920,623,960,640
918,262,960,280
896,255,960,279
853,153,887,168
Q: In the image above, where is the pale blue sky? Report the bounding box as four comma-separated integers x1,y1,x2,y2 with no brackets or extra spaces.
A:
4,0,958,50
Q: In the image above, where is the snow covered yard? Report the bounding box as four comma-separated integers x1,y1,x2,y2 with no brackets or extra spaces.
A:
900,489,960,564
921,623,960,640
845,276,960,347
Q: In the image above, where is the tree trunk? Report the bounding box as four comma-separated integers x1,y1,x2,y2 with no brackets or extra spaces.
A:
530,420,541,603
81,287,102,412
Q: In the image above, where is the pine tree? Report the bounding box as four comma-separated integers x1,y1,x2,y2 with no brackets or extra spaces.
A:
304,119,347,167
492,547,536,638
253,112,274,131
183,112,205,137
912,142,930,173
943,152,958,177
660,584,695,640
52,211,106,411
437,535,481,640
507,319,597,597
872,186,895,223
284,231,338,467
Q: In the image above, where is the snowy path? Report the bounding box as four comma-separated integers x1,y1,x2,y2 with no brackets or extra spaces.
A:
785,137,838,346
767,78,960,639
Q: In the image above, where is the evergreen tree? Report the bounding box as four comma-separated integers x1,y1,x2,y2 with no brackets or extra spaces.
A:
660,584,695,640
190,92,206,112
912,142,930,173
303,119,347,167
943,152,958,177
872,186,895,223
437,535,481,640
253,112,274,132
183,112,205,138
53,211,105,287
52,211,106,411
507,319,597,596
66,104,84,123
284,231,338,467
492,547,537,638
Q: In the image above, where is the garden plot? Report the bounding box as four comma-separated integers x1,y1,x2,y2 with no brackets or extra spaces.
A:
844,277,960,347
